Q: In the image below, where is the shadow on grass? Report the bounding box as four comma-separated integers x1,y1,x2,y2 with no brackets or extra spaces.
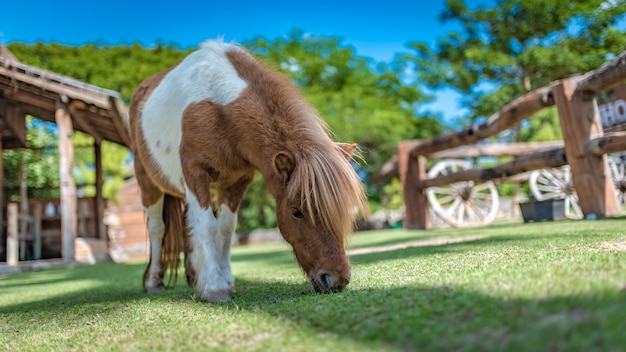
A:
232,280,625,351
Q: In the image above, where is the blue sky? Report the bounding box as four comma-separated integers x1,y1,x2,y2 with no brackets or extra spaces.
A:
0,0,486,123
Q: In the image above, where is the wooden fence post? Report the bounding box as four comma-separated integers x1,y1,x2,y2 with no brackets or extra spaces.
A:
0,133,3,247
94,141,106,241
552,77,620,218
33,202,42,260
56,97,77,261
398,141,431,229
7,203,18,266
19,158,28,261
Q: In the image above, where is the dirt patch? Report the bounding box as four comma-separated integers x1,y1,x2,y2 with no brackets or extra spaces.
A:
347,234,490,256
592,241,626,252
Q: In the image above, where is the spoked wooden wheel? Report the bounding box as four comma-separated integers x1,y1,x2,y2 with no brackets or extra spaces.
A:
529,166,582,219
608,156,626,205
426,159,499,227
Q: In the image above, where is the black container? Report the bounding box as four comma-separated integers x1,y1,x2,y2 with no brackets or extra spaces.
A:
519,199,566,223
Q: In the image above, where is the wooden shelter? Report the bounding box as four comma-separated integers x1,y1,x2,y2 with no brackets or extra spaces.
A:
0,44,131,265
104,177,150,262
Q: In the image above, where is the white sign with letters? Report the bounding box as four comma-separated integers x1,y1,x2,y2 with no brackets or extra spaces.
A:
599,99,626,128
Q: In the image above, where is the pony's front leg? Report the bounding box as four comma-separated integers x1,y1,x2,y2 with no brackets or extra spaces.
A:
143,196,165,293
216,204,237,290
185,191,231,302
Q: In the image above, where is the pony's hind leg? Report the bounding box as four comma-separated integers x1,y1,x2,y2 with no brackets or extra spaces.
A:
183,219,196,287
134,154,168,293
143,195,166,293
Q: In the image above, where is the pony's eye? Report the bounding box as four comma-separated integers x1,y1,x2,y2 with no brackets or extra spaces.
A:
292,208,304,219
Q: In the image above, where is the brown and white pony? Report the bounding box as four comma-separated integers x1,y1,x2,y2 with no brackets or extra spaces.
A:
129,40,367,302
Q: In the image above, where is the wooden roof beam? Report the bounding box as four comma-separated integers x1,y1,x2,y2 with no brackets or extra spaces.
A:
0,86,57,116
1,99,26,147
410,86,554,157
107,96,131,147
67,99,103,144
0,64,110,109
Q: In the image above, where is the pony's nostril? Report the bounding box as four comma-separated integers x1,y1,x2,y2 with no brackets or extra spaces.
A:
318,272,334,292
311,271,348,293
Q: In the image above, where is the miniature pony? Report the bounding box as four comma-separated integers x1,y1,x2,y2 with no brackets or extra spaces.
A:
129,40,367,302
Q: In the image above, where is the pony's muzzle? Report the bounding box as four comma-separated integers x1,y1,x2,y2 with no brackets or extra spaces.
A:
310,269,351,293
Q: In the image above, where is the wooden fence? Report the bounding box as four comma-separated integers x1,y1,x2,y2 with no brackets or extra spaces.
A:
398,50,626,229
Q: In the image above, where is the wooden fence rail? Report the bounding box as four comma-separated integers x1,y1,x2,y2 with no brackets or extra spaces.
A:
410,87,554,157
417,147,568,190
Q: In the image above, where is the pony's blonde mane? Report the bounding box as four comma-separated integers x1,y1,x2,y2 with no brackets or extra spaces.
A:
280,99,368,239
288,141,368,239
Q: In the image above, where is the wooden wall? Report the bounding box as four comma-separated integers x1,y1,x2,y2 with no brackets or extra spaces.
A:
105,178,149,262
2,197,101,261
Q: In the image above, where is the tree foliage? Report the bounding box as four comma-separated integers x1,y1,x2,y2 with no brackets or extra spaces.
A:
3,118,60,200
408,0,626,131
247,30,443,169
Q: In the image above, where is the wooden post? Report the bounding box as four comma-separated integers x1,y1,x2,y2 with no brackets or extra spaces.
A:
7,203,18,266
552,77,620,218
398,141,431,229
94,141,106,241
0,134,3,247
33,202,42,260
19,158,28,261
3,103,26,148
512,183,520,218
56,97,77,261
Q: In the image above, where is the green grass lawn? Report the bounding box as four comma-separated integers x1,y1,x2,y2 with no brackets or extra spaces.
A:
2,217,626,351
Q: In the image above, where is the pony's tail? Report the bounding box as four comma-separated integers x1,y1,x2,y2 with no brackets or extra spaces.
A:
161,194,187,287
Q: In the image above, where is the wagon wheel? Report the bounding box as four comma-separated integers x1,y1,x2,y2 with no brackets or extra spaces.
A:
426,159,499,228
529,166,583,219
608,156,626,205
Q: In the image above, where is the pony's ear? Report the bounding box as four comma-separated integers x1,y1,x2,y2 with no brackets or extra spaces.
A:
273,151,295,184
336,143,358,160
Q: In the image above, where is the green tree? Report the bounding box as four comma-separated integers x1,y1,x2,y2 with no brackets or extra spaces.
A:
519,107,562,142
247,30,444,174
407,0,626,136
